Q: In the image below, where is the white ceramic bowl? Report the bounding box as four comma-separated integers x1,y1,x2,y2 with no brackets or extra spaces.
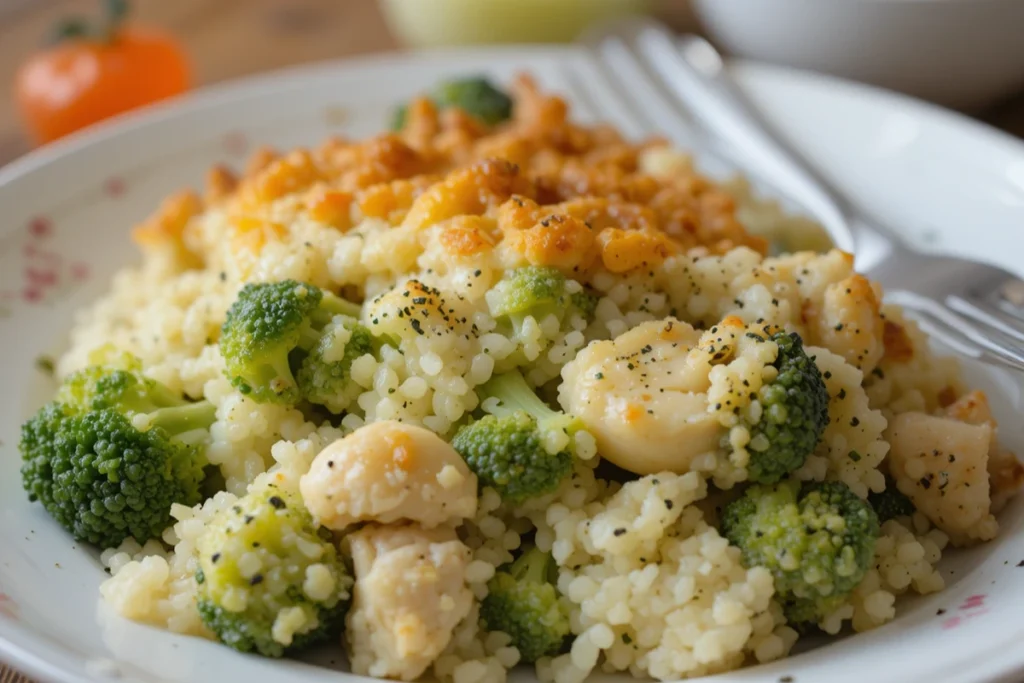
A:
2,48,1024,683
691,0,1024,111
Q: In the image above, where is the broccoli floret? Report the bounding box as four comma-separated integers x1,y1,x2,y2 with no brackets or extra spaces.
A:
743,332,829,484
570,290,599,320
391,76,513,130
452,370,579,503
57,349,185,415
434,77,513,125
489,266,566,318
295,316,374,414
485,267,598,373
20,396,212,547
196,487,351,657
489,266,596,321
722,480,879,625
480,546,571,662
487,266,598,344
57,352,213,434
21,358,214,547
868,477,916,523
220,280,361,405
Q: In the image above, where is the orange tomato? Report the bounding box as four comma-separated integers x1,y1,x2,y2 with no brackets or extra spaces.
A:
15,5,189,145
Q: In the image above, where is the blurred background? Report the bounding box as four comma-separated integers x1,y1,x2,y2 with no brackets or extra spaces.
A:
1,0,1024,165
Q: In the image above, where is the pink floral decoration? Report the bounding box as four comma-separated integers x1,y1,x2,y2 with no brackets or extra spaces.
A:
29,216,52,238
941,593,989,630
0,217,94,317
960,594,986,610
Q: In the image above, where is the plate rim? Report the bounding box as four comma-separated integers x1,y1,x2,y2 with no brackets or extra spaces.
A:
2,44,1024,683
5,44,1024,188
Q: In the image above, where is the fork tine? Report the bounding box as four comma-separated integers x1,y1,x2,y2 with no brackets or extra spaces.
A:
904,304,1024,372
903,308,985,359
947,294,1024,343
894,294,1024,371
581,24,1024,375
586,35,699,146
556,63,606,125
559,56,652,139
923,297,1024,367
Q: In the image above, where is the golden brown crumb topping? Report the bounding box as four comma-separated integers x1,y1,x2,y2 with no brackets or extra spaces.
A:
132,74,767,278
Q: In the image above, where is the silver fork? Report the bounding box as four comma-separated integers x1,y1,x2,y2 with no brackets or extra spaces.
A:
564,19,1024,372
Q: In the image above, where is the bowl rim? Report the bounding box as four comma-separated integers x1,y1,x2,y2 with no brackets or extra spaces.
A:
3,43,1024,683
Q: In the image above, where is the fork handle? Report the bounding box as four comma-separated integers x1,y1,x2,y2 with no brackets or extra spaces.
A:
647,30,867,250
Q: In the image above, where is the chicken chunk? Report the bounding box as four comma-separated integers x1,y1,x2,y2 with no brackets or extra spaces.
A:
944,390,1024,513
345,524,473,681
807,274,885,373
300,420,477,530
887,411,998,545
559,318,721,474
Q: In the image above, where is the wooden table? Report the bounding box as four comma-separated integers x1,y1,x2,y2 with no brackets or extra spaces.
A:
2,0,1023,164
1,0,1023,681
0,0,398,163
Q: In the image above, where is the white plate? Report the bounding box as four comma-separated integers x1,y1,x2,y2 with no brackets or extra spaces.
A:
1,47,1023,683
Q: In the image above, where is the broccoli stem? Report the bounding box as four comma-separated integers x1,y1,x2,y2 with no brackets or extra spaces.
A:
480,370,559,424
321,292,362,320
103,376,190,416
242,356,300,401
509,546,555,584
296,321,324,351
148,401,217,435
140,380,189,410
299,295,361,352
